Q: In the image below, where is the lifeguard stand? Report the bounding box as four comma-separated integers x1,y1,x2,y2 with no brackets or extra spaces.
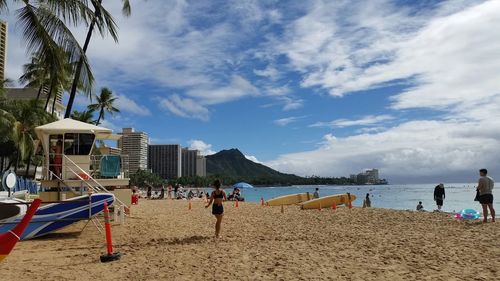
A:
34,119,130,205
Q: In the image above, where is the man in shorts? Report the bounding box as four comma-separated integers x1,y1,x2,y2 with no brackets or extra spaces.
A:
477,169,495,223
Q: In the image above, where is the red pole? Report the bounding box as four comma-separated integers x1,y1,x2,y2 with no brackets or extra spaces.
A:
103,202,113,255
100,201,121,262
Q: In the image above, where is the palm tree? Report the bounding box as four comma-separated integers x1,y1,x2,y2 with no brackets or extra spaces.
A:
65,0,131,118
19,53,50,102
1,99,54,174
71,109,95,124
88,87,119,125
14,1,95,100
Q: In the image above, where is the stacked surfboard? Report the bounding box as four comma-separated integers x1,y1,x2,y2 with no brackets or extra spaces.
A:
266,192,312,206
300,194,356,209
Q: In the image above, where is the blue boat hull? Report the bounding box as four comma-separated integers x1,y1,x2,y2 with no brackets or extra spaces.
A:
0,194,114,240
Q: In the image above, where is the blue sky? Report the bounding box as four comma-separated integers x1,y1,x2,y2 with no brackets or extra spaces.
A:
4,0,500,183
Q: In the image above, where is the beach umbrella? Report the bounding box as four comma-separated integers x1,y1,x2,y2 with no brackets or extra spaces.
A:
233,182,254,189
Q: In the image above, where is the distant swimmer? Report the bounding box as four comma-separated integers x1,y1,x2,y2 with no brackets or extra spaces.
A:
205,179,227,238
313,188,320,199
416,201,424,211
433,183,445,211
477,169,495,223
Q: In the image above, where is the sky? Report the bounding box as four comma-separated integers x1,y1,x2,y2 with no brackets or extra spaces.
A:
3,0,500,183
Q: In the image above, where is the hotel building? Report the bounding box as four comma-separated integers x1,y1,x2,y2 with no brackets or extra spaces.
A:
118,128,149,175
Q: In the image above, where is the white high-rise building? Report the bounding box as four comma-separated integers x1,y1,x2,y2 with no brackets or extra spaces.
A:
118,128,148,175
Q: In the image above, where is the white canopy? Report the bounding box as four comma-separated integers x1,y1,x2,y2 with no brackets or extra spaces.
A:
35,118,116,154
35,118,113,139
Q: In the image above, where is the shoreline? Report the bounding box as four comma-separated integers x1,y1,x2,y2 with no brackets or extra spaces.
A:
1,200,498,280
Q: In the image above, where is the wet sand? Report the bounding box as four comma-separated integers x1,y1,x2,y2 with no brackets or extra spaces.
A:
1,199,499,280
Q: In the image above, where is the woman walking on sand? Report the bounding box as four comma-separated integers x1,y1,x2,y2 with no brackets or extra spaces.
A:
206,179,227,238
434,183,445,211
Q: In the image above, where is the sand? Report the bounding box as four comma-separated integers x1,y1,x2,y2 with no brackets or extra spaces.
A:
1,199,499,281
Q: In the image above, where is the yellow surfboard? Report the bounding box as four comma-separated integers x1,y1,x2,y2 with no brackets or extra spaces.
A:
300,193,357,209
266,192,312,206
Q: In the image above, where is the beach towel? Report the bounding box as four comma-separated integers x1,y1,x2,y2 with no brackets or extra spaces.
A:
100,155,121,178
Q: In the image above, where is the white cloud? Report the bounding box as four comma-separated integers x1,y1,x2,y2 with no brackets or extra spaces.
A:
253,65,280,80
188,140,216,155
268,118,500,182
245,155,262,164
274,116,305,127
115,94,151,116
158,94,210,121
186,75,259,105
310,115,394,128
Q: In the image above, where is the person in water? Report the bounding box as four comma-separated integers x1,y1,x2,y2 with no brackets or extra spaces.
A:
433,183,445,211
477,169,495,223
205,179,227,238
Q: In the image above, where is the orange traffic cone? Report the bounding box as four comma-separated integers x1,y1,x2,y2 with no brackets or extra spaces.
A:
100,202,121,263
188,200,192,210
332,201,337,210
235,200,239,208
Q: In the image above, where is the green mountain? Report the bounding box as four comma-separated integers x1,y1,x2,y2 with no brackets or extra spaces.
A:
206,148,296,179
206,149,353,186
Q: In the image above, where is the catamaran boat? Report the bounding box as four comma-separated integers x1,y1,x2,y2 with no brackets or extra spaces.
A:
0,119,131,239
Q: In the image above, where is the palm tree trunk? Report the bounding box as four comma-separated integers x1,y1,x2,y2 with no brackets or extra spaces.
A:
96,108,104,125
65,0,102,118
14,151,19,173
44,82,54,111
24,154,32,178
35,84,43,103
51,90,58,115
3,157,14,172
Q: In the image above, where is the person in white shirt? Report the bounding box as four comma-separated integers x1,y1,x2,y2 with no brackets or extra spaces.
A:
313,188,320,199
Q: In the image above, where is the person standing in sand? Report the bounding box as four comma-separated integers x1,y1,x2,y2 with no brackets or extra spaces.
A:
433,183,445,211
205,179,227,238
477,169,495,223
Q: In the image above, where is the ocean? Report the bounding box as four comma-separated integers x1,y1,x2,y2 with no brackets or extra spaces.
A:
223,184,499,212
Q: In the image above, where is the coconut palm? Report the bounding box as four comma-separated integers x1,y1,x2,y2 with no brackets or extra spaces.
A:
71,109,95,124
65,0,131,118
19,53,50,102
1,99,54,173
14,1,95,98
87,87,119,125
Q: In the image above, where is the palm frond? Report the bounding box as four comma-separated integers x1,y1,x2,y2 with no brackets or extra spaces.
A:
17,4,95,93
42,0,94,26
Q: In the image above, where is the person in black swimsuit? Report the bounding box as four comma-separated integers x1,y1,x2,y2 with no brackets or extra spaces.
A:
205,179,226,238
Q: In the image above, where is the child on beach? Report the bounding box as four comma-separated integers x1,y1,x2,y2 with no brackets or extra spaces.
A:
205,179,227,238
416,201,424,211
313,188,320,199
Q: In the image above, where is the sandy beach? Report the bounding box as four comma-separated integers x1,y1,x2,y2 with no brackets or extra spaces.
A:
1,199,499,281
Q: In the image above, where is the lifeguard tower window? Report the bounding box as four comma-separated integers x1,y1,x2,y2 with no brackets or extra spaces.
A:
63,133,95,155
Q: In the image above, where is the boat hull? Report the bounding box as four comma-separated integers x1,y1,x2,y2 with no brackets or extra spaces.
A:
300,194,357,209
266,192,312,206
0,194,114,240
